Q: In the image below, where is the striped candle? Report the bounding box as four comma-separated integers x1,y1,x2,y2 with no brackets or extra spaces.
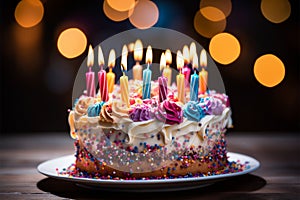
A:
142,46,152,99
98,46,108,101
86,45,95,97
159,53,168,102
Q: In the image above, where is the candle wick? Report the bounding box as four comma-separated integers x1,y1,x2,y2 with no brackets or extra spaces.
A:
194,69,196,74
89,67,92,72
147,63,150,69
109,67,112,73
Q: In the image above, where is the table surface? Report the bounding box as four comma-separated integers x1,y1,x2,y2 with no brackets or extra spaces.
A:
0,132,299,200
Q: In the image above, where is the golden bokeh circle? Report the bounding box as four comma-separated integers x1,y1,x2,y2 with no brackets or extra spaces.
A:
107,0,136,12
103,0,131,22
254,54,285,87
200,0,232,17
194,10,226,38
15,0,44,28
200,6,226,22
261,0,291,23
129,0,159,30
57,28,87,59
209,32,240,65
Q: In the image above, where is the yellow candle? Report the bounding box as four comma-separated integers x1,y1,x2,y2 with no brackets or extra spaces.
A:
120,45,129,107
133,39,143,80
164,49,172,86
176,50,185,103
107,49,116,93
199,49,208,94
120,74,129,107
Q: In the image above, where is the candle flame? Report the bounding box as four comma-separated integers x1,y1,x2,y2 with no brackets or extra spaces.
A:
146,45,152,64
200,49,207,67
189,42,196,62
134,39,143,61
121,45,128,71
176,50,184,70
98,46,105,67
160,52,166,71
183,45,189,64
128,42,134,52
193,53,198,69
108,49,116,68
87,45,94,67
165,49,172,65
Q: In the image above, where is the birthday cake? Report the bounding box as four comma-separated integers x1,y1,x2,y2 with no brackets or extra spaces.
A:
67,42,233,178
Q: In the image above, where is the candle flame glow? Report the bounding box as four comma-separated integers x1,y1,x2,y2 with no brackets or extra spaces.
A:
134,39,143,61
189,42,196,62
193,53,199,69
165,49,172,65
108,49,116,68
160,52,166,71
200,49,207,67
128,42,134,52
121,45,128,71
183,45,189,64
98,46,105,67
87,45,94,67
176,50,184,70
146,45,152,64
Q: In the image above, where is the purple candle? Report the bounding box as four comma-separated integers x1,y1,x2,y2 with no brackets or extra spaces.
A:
86,45,95,97
159,53,168,102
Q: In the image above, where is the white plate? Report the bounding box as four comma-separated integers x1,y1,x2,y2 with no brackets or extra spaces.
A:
37,152,260,192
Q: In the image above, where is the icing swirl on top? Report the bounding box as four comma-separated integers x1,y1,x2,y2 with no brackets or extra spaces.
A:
199,97,225,115
75,97,95,116
87,101,105,117
183,101,205,122
99,104,114,123
210,91,230,107
129,104,153,122
155,100,183,125
110,101,132,123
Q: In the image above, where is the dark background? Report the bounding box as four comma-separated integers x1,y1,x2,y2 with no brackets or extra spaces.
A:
1,0,299,134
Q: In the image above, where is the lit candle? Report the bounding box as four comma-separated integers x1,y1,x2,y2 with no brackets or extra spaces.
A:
132,39,143,80
163,49,172,86
159,53,168,102
190,53,199,102
120,45,129,107
107,49,116,93
86,45,95,97
142,46,152,99
97,46,108,102
182,45,191,86
176,50,185,103
199,49,208,94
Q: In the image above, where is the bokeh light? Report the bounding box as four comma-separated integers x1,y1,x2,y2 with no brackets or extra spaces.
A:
209,32,240,65
103,0,132,22
200,6,226,22
107,0,136,12
254,54,285,87
57,28,87,59
200,0,232,18
129,0,159,30
14,0,44,28
194,10,226,38
261,0,291,23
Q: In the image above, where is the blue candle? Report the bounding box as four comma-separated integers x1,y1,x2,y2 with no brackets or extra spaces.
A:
190,70,199,101
142,46,153,99
142,64,152,99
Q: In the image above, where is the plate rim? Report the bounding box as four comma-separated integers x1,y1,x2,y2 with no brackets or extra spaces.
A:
37,152,260,184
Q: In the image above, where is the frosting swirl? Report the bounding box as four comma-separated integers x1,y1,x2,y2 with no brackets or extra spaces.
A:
99,104,114,123
87,101,104,117
199,97,225,115
75,97,95,117
155,101,183,125
129,104,153,122
183,101,205,122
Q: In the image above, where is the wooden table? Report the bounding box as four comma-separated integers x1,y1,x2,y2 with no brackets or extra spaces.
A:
0,133,299,199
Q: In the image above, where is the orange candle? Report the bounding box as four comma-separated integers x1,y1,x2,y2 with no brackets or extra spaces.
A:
107,49,116,93
120,45,129,107
199,49,208,94
163,49,172,86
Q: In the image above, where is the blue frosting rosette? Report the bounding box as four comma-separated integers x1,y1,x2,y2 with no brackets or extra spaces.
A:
87,101,105,117
183,101,205,122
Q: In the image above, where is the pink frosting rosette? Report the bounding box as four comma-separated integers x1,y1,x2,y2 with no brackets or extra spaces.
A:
154,100,183,125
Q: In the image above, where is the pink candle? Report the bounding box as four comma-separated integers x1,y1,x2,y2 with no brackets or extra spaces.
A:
97,46,108,101
86,45,95,97
182,45,191,86
159,53,168,102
